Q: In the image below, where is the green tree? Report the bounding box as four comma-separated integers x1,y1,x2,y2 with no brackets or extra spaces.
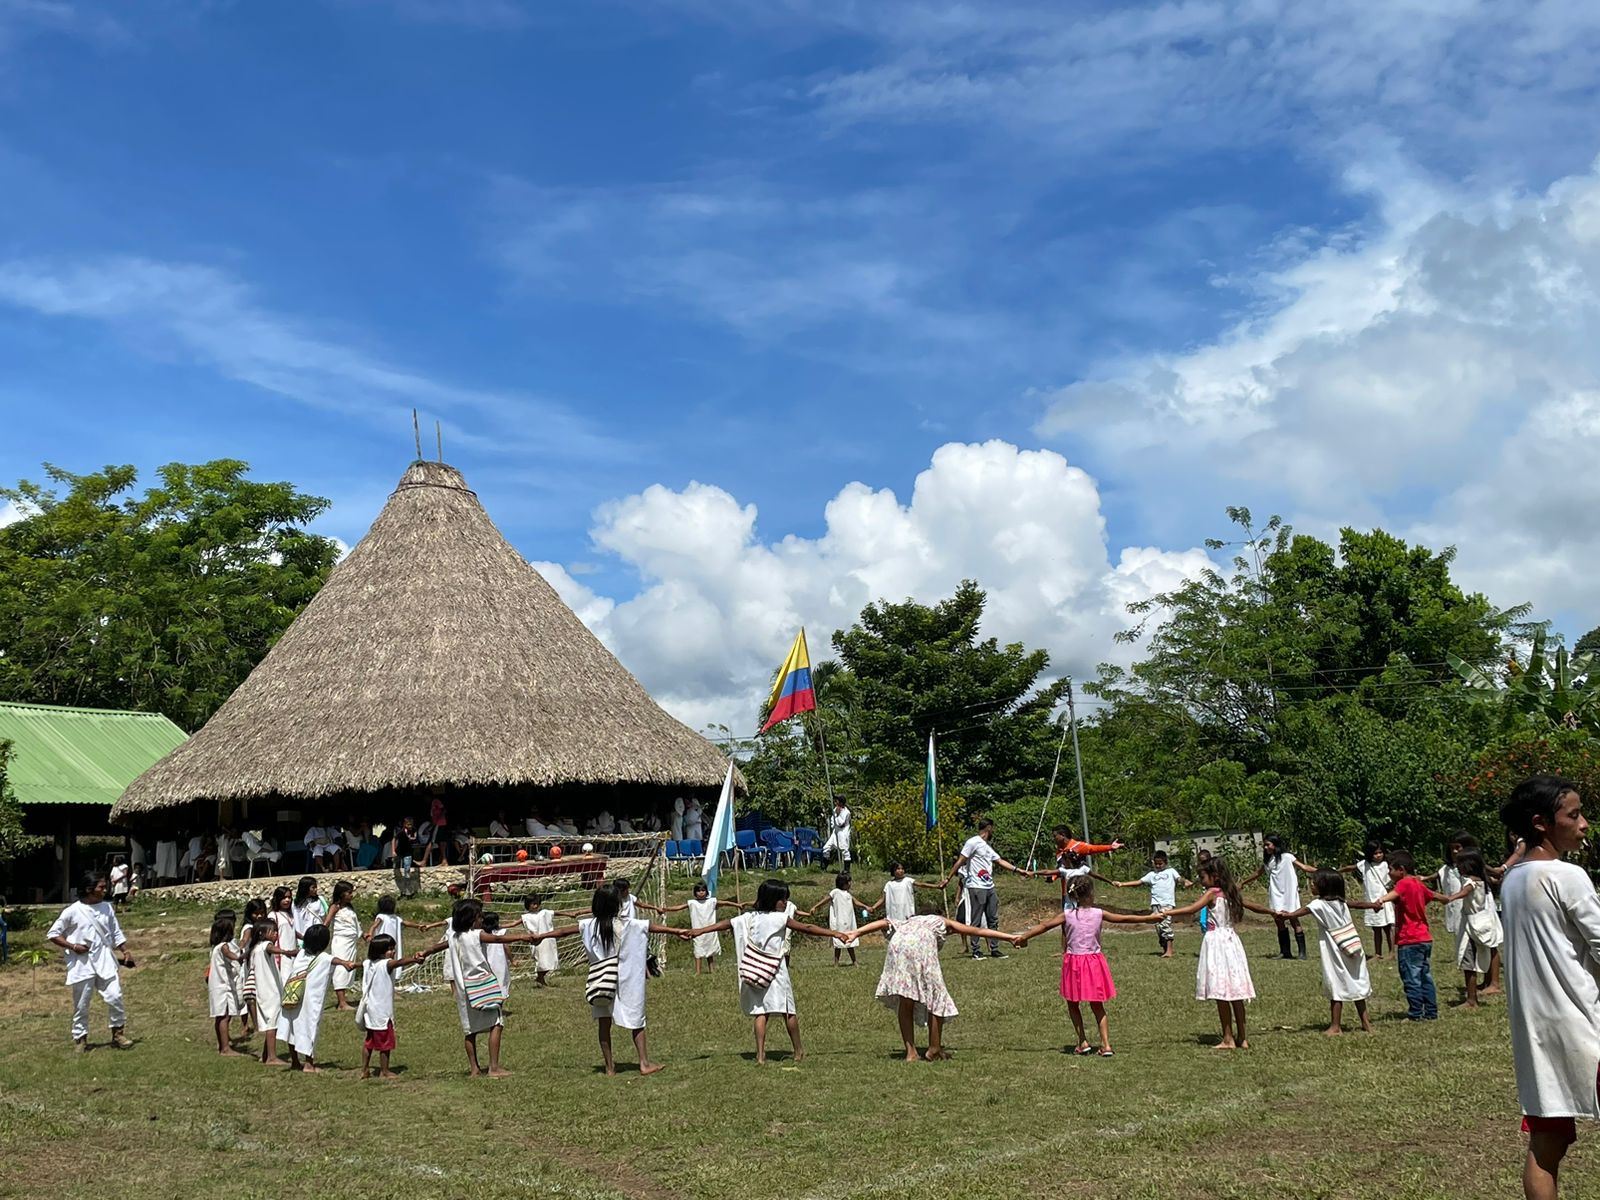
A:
0,460,339,729
1575,626,1600,659
0,739,47,864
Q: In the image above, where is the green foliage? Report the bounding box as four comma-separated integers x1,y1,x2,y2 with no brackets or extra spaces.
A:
850,780,967,873
1451,629,1600,736
0,460,339,730
1451,729,1600,856
1576,625,1600,660
0,740,46,865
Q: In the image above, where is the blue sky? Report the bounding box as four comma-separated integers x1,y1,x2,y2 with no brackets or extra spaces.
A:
4,1,1599,729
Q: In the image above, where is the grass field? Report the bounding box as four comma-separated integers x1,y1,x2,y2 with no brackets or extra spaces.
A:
0,870,1551,1200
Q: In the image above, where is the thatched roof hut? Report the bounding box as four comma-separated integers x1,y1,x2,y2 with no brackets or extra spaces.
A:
111,460,735,827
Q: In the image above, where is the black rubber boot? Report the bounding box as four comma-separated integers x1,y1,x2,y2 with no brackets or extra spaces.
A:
1277,926,1293,959
1295,929,1308,959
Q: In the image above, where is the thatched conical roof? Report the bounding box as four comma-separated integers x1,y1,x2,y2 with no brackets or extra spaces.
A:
111,461,733,822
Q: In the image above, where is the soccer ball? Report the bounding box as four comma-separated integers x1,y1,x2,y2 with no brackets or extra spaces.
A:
550,845,563,859
582,842,595,854
479,852,493,864
515,849,529,862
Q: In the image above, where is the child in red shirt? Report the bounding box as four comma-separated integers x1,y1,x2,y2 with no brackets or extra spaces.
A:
1372,849,1448,1020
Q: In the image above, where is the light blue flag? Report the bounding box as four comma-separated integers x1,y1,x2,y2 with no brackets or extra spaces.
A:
924,732,938,830
701,762,737,896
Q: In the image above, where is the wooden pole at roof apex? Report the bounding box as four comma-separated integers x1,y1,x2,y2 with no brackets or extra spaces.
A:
412,409,422,459
436,421,443,462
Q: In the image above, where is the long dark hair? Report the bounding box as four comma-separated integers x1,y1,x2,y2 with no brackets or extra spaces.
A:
1311,869,1346,902
450,898,482,934
271,885,292,913
1202,858,1244,923
243,898,268,925
754,879,790,913
1263,834,1286,867
591,884,619,952
294,876,318,906
1456,850,1488,883
209,914,235,947
1444,830,1479,866
329,879,354,907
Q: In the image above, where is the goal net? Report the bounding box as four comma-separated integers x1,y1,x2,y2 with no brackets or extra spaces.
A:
405,832,672,991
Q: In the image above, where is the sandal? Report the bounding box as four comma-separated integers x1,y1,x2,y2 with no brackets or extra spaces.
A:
1098,1049,1114,1057
1073,1044,1094,1056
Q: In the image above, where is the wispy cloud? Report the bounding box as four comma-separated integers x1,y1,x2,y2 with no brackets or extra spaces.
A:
0,0,126,55
0,255,626,460
328,0,533,30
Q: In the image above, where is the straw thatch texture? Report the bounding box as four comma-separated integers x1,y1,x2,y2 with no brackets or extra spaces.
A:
111,461,735,821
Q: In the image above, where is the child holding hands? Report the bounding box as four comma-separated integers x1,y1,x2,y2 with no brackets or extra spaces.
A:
1274,869,1377,1034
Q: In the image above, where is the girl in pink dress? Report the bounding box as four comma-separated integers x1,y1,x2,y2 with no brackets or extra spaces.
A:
1016,875,1167,1056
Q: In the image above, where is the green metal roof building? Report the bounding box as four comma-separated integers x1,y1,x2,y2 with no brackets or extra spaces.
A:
0,701,188,898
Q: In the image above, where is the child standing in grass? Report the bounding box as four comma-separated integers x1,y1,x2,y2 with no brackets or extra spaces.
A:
1340,840,1395,960
277,922,360,1072
250,921,287,1066
481,911,511,1001
519,895,561,985
270,885,299,957
325,879,362,1010
420,898,536,1078
1498,775,1600,1200
1016,875,1169,1056
365,894,442,984
1109,850,1191,958
354,933,429,1078
1273,870,1376,1035
1450,851,1503,1009
655,881,742,973
1162,858,1272,1049
1428,832,1476,970
1368,850,1449,1021
811,873,873,967
686,879,836,1065
844,911,1012,1061
878,861,944,927
1242,834,1317,960
208,913,246,1055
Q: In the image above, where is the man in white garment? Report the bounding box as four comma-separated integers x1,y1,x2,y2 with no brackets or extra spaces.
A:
822,798,852,867
1500,774,1600,1200
47,871,136,1051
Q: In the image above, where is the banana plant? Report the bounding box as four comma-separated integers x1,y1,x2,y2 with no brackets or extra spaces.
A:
1451,631,1600,734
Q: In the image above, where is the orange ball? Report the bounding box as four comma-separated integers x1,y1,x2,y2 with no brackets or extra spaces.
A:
550,845,563,859
515,849,529,862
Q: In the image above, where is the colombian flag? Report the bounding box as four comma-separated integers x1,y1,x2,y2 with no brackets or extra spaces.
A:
760,629,817,732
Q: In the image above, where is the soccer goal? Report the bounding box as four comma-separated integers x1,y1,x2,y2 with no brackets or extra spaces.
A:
406,832,670,990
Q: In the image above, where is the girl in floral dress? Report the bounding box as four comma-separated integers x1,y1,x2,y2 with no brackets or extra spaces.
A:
1162,858,1275,1050
843,912,1014,1060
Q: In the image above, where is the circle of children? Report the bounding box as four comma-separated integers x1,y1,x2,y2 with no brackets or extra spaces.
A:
47,778,1600,1196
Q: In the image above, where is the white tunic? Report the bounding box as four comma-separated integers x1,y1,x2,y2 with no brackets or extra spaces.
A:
355,958,395,1032
827,888,859,948
272,910,299,955
733,911,796,1016
292,898,326,936
581,916,649,1029
47,900,125,985
447,929,503,1035
1265,854,1302,912
1502,859,1600,1118
328,907,362,991
1355,860,1394,927
1439,863,1466,934
276,950,333,1057
883,878,917,923
521,909,560,971
824,807,853,859
252,941,284,1027
1457,878,1504,974
208,943,242,1017
1308,898,1371,1002
688,897,722,958
374,913,404,958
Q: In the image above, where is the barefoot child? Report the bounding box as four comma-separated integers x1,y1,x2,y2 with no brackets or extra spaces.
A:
1451,850,1503,1009
354,933,430,1078
238,898,267,1035
811,873,873,967
365,894,442,984
419,898,534,1078
1162,858,1271,1049
1274,870,1376,1035
270,886,299,957
1499,775,1600,1200
250,921,287,1066
1340,840,1396,959
845,911,1012,1060
1015,875,1166,1055
277,922,360,1072
541,884,683,1076
208,913,246,1055
324,879,363,1010
519,895,560,985
1243,834,1317,960
1108,850,1192,958
686,879,835,1065
654,881,742,974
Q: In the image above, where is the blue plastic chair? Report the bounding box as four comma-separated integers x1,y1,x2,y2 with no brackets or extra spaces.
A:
759,828,794,867
663,839,681,863
793,827,821,864
682,839,703,861
735,829,761,868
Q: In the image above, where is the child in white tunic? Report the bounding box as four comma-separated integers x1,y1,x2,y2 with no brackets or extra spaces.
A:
1426,831,1478,977
366,894,444,986
656,881,742,974
1499,776,1600,1200
276,923,358,1072
354,933,430,1078
420,899,535,1077
291,876,327,937
880,862,934,925
1342,841,1395,959
1244,834,1317,961
324,880,363,1010
481,911,512,1001
543,885,682,1075
686,879,835,1065
1274,870,1376,1034
207,913,246,1055
520,896,560,985
811,872,874,967
1449,851,1503,1009
270,886,299,956
250,921,287,1066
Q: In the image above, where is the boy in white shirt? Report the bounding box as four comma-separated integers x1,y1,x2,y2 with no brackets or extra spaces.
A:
47,871,136,1051
1500,774,1600,1200
1110,850,1192,958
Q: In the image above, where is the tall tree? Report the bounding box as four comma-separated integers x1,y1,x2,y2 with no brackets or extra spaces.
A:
0,460,339,729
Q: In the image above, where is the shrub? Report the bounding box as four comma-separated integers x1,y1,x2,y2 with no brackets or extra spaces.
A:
851,780,969,873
